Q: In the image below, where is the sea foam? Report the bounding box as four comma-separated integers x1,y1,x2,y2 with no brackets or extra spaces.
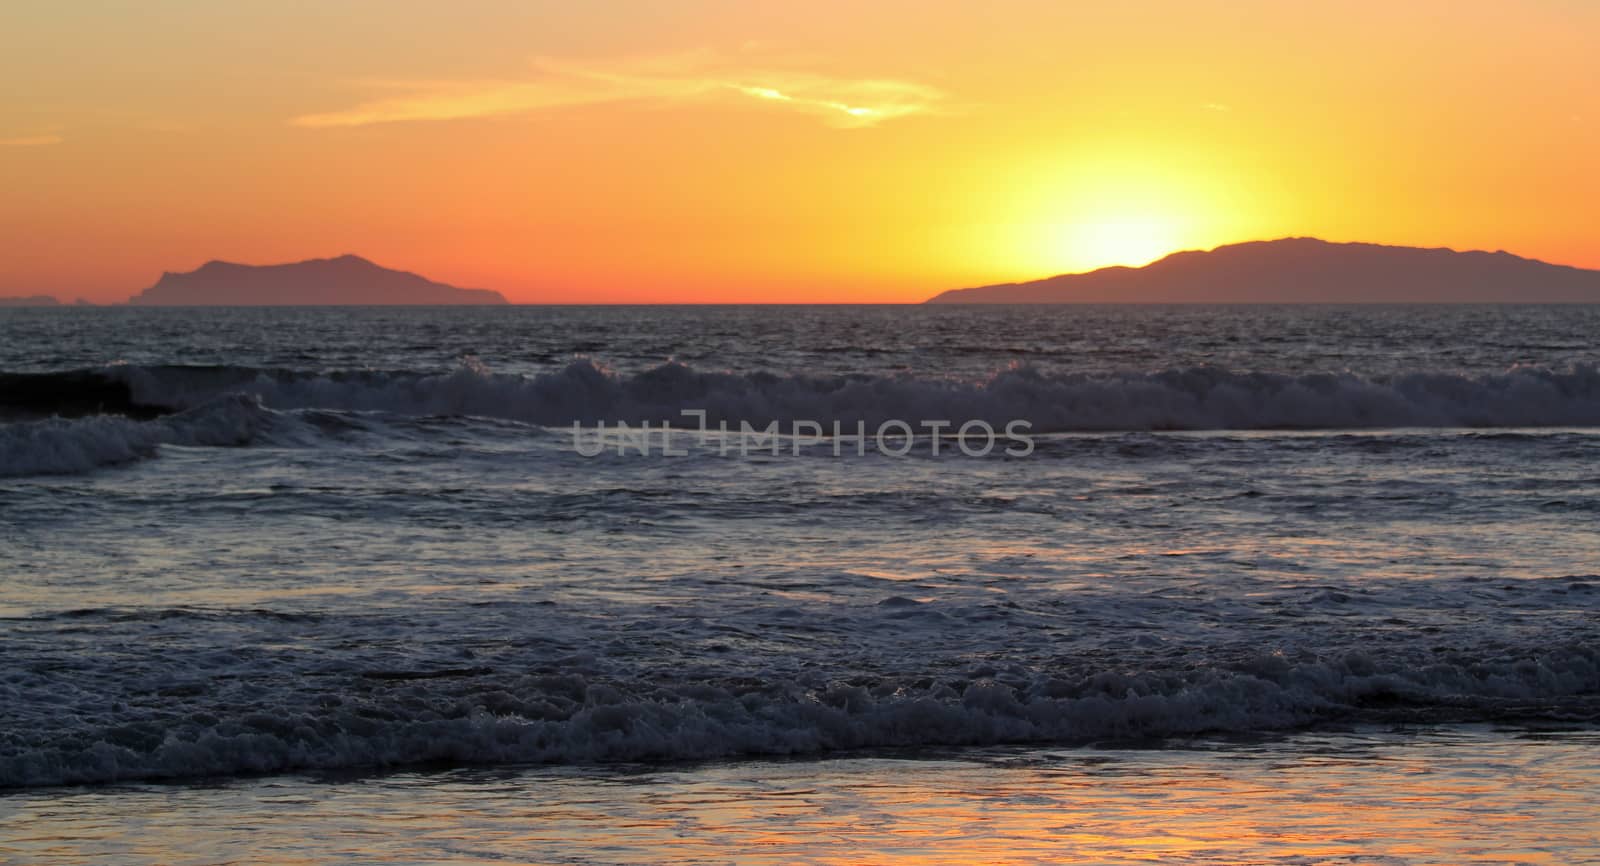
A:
0,394,299,477
95,360,1600,431
2,639,1595,788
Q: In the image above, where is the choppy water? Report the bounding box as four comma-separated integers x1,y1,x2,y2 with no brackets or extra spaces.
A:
2,305,1598,860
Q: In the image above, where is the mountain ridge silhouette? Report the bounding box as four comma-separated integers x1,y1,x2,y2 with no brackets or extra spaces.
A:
926,237,1600,303
0,295,60,307
128,255,507,305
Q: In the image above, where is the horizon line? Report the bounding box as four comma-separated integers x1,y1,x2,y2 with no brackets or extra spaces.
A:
7,234,1597,306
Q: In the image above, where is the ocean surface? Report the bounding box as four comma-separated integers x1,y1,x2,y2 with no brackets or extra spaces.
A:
3,304,1599,863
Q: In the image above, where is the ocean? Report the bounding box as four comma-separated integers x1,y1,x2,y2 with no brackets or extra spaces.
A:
3,304,1599,863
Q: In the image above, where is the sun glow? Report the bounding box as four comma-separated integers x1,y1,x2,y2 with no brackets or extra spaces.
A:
975,145,1280,281
1063,213,1186,271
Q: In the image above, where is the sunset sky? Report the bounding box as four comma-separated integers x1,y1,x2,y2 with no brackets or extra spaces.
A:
2,0,1596,303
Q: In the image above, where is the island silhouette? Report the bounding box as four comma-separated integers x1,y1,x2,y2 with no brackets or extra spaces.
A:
0,295,61,307
926,238,1600,303
128,255,508,305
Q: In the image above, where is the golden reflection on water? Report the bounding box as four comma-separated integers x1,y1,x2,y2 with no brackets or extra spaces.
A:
4,728,1597,865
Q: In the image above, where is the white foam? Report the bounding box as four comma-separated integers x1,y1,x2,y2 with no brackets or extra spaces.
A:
0,395,301,477
110,361,1600,432
2,643,1594,788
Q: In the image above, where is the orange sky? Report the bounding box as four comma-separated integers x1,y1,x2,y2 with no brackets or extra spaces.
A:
2,0,1596,303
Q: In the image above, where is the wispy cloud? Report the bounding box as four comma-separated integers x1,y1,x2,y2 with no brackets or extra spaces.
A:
0,134,63,147
292,52,943,130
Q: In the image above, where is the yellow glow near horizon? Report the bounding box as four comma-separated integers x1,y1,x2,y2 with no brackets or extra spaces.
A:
986,147,1251,278
1058,214,1188,272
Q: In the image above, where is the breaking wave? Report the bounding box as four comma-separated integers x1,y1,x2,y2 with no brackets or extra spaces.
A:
2,642,1595,788
0,395,308,477
96,360,1600,430
6,361,1600,477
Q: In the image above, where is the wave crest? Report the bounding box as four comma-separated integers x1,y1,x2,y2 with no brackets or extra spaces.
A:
3,643,1595,787
107,360,1600,431
0,395,301,477
6,361,1600,477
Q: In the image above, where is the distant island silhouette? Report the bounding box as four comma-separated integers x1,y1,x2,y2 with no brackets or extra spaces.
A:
128,255,508,305
926,238,1600,303
0,295,60,307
